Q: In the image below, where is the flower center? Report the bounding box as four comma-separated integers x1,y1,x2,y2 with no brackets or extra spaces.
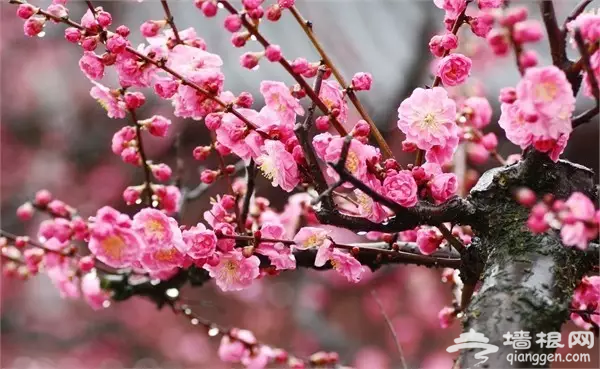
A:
145,220,166,239
101,235,125,260
345,151,359,174
259,157,277,182
356,192,373,214
535,82,558,102
155,248,177,262
420,113,438,129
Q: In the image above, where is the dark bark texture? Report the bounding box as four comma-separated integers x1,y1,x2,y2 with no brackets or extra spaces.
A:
457,150,598,368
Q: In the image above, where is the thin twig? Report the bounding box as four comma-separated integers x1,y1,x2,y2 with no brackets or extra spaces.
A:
288,6,393,159
572,29,599,128
160,0,182,44
371,290,408,369
240,160,256,229
130,109,154,206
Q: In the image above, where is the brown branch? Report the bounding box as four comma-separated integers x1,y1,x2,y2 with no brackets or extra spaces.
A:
239,160,256,230
371,290,408,369
540,0,569,69
562,0,593,35
131,109,155,206
160,0,182,44
288,6,393,159
572,30,599,128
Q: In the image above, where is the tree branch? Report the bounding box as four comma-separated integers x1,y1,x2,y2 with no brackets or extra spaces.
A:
572,29,599,129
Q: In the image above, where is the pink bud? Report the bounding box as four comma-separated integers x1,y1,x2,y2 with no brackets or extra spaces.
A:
17,4,37,19
428,35,445,57
78,256,95,273
266,4,282,21
291,57,309,74
35,190,52,206
513,20,543,43
278,0,294,9
265,45,282,62
205,113,223,130
116,25,130,37
516,187,537,207
106,35,127,54
242,0,263,10
499,87,517,104
519,49,538,69
152,164,172,182
64,27,81,43
23,16,45,37
221,195,236,209
193,146,212,160
81,36,98,51
224,14,242,32
441,33,458,50
353,120,370,136
301,64,319,78
124,92,146,110
240,52,261,69
247,7,264,20
351,72,372,91
140,21,163,37
123,186,141,205
231,32,248,48
486,28,508,47
16,203,34,221
315,116,330,131
201,1,218,17
47,4,68,20
402,141,417,152
235,92,254,108
201,170,218,184
142,115,171,137
292,145,305,164
121,147,140,165
500,6,528,27
481,132,498,151
96,10,112,28
47,200,68,217
469,12,494,38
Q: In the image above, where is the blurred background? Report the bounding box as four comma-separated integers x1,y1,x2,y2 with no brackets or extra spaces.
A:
1,0,598,368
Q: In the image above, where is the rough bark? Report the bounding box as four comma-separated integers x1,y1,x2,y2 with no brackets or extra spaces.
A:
457,150,598,368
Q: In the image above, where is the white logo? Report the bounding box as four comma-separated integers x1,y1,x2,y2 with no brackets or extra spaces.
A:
446,329,499,367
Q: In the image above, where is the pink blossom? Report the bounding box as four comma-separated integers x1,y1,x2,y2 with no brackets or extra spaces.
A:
583,51,600,100
139,244,186,273
354,186,389,223
429,173,457,203
133,208,187,252
39,218,71,243
256,223,296,270
257,140,300,192
565,192,595,221
140,115,171,137
24,16,45,37
463,96,492,128
561,222,589,250
156,185,182,214
516,65,575,118
154,77,180,99
469,12,494,38
351,72,373,91
293,227,329,250
330,249,364,283
242,346,273,369
79,52,104,80
17,4,36,19
204,249,261,291
436,53,472,87
215,222,236,252
433,0,467,19
513,20,544,44
477,0,503,9
46,261,80,299
319,80,348,123
568,12,600,43
183,223,217,260
397,87,458,153
16,202,34,221
88,206,145,268
218,331,254,362
151,163,172,181
81,272,110,310
438,306,456,328
114,49,157,88
260,81,304,126
215,109,263,160
47,4,68,20
383,170,418,207
319,136,379,184
90,81,127,119
111,126,136,156
417,227,443,255
265,45,282,62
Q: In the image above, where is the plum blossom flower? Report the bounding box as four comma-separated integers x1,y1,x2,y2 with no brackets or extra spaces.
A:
79,52,104,80
204,249,261,291
88,206,145,268
260,81,304,126
397,87,459,156
570,276,600,330
319,80,348,123
183,223,217,260
81,272,110,310
216,109,264,161
429,172,458,204
436,53,472,87
498,66,575,161
329,249,364,283
417,227,444,255
166,44,223,78
316,136,379,184
257,140,300,192
383,170,418,207
293,227,334,267
173,68,225,120
463,96,492,129
46,260,80,299
90,81,127,119
256,222,296,270
354,187,388,223
132,208,187,253
560,222,589,250
434,0,467,19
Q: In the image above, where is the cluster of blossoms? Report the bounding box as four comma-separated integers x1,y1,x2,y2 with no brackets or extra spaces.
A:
521,190,599,250
570,276,600,331
498,66,575,161
567,10,600,100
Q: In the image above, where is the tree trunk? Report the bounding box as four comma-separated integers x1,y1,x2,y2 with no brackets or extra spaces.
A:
457,151,597,368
